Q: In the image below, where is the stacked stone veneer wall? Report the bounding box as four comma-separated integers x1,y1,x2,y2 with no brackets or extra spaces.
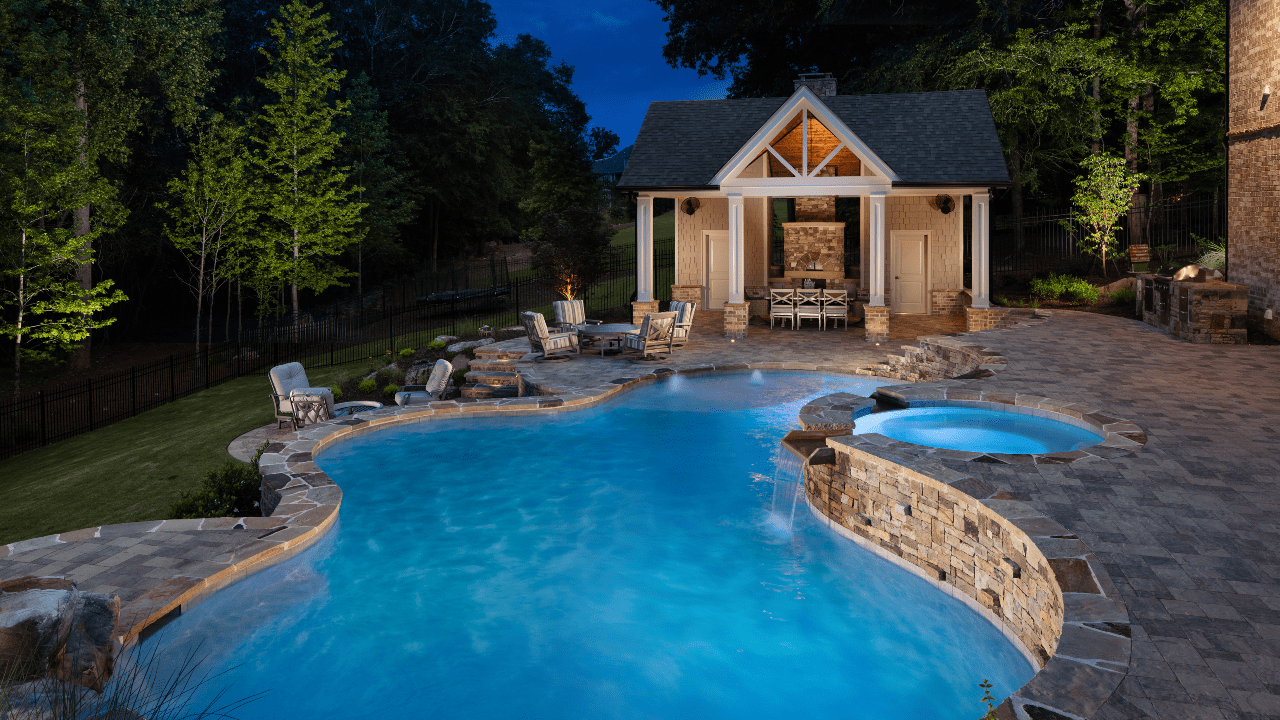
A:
1227,0,1280,341
1136,274,1249,343
782,222,844,276
795,196,835,222
804,444,1063,667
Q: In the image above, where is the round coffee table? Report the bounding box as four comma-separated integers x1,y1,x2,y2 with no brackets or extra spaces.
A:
576,323,640,357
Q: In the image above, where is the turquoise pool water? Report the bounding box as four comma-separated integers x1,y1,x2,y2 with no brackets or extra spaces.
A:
853,406,1103,454
150,372,1034,719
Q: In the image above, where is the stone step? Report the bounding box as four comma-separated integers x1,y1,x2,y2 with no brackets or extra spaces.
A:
465,371,522,387
473,346,528,361
461,384,520,399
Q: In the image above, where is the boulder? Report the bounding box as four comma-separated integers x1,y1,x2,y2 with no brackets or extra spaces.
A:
1173,264,1205,281
433,335,460,344
446,338,495,353
0,577,120,694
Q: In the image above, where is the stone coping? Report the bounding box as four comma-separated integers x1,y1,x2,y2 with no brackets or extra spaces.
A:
795,385,1148,466
806,432,1133,720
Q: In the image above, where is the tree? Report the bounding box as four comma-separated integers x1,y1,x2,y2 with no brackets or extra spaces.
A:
519,135,600,236
163,115,251,350
528,206,612,300
339,72,416,299
587,127,620,161
0,21,126,396
1072,152,1144,276
252,0,364,321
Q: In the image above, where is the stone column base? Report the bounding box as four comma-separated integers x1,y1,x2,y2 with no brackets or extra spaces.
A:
723,302,749,339
965,306,1008,332
631,300,659,325
864,306,889,343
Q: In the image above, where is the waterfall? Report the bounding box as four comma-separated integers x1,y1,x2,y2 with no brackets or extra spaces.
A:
767,452,805,535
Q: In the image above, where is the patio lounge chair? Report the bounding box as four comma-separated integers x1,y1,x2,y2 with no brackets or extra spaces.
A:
522,311,579,361
822,290,849,330
670,301,697,347
620,311,676,360
394,359,453,407
795,289,823,329
770,289,795,329
269,362,334,429
552,299,602,332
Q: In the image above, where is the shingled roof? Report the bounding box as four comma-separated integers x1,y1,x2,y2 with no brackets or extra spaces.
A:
616,89,1009,189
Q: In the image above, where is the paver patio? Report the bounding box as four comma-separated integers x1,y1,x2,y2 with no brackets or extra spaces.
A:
3,309,1279,719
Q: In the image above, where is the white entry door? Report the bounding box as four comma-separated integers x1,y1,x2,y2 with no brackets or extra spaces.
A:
704,230,731,310
891,231,928,314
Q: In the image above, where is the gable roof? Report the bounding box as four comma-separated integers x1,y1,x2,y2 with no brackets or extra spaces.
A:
592,145,633,175
617,89,1009,190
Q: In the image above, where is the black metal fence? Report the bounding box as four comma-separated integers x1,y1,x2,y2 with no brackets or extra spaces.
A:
0,238,674,460
991,194,1223,276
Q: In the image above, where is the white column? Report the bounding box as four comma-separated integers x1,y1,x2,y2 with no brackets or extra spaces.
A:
636,196,654,302
971,192,990,308
859,196,870,287
728,194,745,303
869,193,886,307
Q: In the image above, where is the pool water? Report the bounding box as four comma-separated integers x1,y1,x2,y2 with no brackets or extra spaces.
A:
853,406,1103,454
150,373,1033,719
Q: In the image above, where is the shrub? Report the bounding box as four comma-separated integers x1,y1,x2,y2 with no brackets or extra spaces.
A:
452,368,468,387
169,459,263,519
427,340,447,351
1110,287,1137,305
399,347,414,359
358,378,377,394
1029,273,1099,304
383,383,399,396
445,351,458,360
330,385,343,401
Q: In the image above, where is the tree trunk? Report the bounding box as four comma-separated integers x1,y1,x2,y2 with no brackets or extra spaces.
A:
1011,134,1024,252
14,231,27,400
236,280,242,342
431,202,439,272
208,252,218,346
292,228,300,323
69,81,92,372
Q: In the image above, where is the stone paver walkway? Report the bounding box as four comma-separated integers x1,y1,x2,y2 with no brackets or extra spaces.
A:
934,312,1280,720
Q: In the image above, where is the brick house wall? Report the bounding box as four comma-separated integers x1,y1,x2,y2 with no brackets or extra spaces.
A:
1228,0,1280,340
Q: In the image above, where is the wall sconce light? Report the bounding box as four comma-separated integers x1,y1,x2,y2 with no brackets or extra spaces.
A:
1263,85,1271,111
681,198,701,215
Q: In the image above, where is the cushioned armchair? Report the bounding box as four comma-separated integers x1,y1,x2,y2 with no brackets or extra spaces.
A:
669,301,697,348
394,359,453,407
521,311,579,360
551,299,601,332
620,311,675,360
269,362,334,429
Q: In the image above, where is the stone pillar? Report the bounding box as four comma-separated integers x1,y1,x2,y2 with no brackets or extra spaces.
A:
864,305,889,343
724,302,749,339
869,193,886,307
631,300,659,325
971,192,990,308
636,196,654,303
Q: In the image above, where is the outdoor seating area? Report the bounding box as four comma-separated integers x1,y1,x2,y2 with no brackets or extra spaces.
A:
521,302,697,362
269,361,335,429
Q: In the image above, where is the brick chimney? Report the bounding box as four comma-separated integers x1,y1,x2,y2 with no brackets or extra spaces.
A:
794,72,836,97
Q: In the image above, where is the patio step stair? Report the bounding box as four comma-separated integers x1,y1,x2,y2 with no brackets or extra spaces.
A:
461,369,525,399
474,343,529,361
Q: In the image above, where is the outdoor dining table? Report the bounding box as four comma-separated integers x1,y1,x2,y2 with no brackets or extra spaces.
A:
576,323,641,357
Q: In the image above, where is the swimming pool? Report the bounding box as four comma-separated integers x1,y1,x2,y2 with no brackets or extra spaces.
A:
853,406,1104,454
149,372,1034,719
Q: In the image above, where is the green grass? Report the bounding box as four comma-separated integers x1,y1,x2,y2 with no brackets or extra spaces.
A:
0,358,371,546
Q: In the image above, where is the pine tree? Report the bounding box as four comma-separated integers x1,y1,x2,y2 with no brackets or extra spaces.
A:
252,0,364,321
0,21,126,397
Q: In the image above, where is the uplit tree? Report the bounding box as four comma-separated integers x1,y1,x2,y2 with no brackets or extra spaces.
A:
1073,153,1144,276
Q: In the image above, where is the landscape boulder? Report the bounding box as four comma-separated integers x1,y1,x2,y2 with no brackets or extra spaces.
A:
0,577,120,693
446,338,495,353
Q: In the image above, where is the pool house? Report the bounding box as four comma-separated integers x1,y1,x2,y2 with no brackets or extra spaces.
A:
616,73,1011,341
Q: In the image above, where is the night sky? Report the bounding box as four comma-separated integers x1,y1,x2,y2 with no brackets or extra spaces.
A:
487,0,731,151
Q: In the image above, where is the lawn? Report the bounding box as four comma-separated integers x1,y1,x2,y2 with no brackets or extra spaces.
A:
0,357,371,546
609,211,675,247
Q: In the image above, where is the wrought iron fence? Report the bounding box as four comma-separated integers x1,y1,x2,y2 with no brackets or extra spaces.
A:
990,194,1223,276
0,239,674,460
